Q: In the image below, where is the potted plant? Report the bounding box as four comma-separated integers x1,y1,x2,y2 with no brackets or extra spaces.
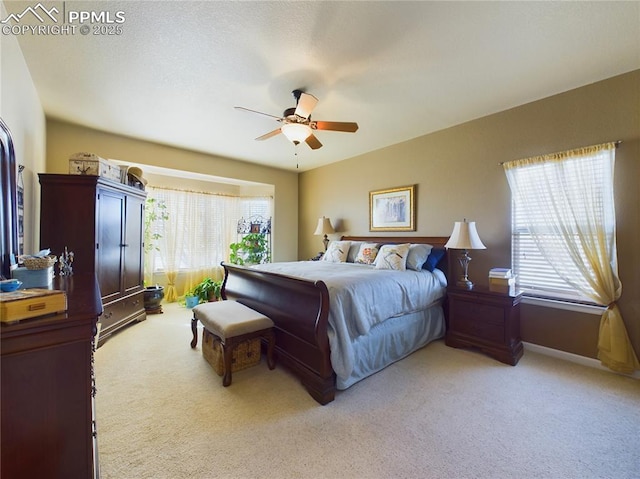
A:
143,197,169,286
229,233,270,265
144,284,165,314
192,277,222,303
184,291,200,309
143,197,170,312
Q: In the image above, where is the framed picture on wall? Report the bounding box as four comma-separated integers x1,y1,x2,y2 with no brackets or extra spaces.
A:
369,185,415,232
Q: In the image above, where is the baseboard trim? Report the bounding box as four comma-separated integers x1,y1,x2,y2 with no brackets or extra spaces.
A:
523,342,640,379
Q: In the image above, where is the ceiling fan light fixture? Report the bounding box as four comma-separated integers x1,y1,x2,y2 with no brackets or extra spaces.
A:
281,123,312,144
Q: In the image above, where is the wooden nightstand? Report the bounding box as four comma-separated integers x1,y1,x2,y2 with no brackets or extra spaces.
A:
445,286,523,365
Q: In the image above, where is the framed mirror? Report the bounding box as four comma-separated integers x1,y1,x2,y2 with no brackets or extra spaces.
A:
0,117,19,279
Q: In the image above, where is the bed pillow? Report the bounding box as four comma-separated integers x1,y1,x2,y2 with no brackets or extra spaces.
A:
346,242,363,263
354,243,380,265
374,243,411,270
322,241,351,263
423,248,446,272
406,244,433,271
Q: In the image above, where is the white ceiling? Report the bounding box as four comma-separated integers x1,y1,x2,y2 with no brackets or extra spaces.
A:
5,1,640,172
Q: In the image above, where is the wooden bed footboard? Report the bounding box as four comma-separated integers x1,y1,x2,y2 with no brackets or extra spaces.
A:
221,262,335,404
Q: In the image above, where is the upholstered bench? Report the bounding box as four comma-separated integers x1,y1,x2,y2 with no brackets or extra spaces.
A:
190,300,275,386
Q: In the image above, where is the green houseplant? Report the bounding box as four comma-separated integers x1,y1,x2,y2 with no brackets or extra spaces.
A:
143,197,170,312
229,233,270,265
191,277,222,303
143,197,169,286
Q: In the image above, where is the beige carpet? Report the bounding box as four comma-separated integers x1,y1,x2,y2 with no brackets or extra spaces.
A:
94,302,640,479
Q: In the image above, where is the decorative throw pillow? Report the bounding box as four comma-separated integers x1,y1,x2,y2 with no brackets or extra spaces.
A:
322,241,351,263
406,244,433,271
374,243,411,270
354,243,380,265
423,248,446,272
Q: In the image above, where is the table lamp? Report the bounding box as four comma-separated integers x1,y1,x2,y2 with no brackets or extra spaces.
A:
314,216,335,251
445,219,486,289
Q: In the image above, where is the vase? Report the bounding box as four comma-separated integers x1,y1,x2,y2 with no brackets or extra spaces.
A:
144,285,165,314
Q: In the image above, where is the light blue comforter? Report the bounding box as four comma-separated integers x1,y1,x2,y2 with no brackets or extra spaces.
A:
251,261,447,382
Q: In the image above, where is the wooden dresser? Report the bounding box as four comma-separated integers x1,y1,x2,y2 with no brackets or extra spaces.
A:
39,174,146,344
1,274,102,478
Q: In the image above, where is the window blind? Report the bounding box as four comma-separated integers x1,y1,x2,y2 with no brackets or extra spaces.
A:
510,150,615,304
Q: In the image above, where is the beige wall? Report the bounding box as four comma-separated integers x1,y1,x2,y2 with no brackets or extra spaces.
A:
0,24,47,255
299,71,640,360
45,119,298,262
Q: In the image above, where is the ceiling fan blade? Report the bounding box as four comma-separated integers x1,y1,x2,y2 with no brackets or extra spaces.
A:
294,93,318,119
255,128,282,141
312,121,359,133
235,106,283,121
305,134,323,150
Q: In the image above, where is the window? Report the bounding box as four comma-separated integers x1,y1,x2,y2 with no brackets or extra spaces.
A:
146,186,272,274
506,144,617,305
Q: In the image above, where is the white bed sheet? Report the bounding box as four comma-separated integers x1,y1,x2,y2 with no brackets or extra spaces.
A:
251,261,447,386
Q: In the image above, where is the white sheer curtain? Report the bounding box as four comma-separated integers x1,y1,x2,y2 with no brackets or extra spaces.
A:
146,186,272,302
503,143,638,374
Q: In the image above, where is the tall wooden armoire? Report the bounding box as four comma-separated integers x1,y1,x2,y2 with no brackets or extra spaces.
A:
39,174,146,343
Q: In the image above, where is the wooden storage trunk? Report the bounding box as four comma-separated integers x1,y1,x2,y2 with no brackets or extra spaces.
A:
68,152,123,183
0,289,67,322
202,328,260,375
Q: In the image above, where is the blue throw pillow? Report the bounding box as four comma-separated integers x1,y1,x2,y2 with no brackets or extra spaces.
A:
423,248,445,272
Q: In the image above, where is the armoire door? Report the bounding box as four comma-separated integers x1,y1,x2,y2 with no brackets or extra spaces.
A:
97,188,125,303
123,194,144,293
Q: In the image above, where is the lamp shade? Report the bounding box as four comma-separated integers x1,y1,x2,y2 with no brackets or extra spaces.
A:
281,123,312,144
445,219,486,250
314,216,335,235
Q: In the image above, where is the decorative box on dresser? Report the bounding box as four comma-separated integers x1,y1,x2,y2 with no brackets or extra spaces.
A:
39,174,147,345
446,286,524,365
1,274,102,478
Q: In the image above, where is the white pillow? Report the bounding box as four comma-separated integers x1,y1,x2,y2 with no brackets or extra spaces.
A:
354,243,379,265
406,244,433,271
374,243,411,270
322,241,351,263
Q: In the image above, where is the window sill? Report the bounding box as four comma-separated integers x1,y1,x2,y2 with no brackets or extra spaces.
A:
522,296,605,315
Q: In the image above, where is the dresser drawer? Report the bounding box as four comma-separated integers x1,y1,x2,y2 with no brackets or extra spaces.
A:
99,292,145,341
121,291,144,318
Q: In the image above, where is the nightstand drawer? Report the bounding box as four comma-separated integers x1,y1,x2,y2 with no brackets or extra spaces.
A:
454,300,504,325
450,307,504,343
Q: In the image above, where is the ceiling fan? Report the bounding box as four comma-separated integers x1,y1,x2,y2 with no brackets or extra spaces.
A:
234,90,359,150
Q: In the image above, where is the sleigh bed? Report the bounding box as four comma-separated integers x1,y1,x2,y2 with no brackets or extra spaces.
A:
221,236,449,405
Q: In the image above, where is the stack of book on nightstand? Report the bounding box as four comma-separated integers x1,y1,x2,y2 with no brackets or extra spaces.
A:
489,268,516,294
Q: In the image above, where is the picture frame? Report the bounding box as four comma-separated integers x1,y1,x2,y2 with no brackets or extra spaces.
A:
369,185,415,232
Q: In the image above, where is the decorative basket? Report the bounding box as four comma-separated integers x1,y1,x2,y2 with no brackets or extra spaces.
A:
23,255,57,270
202,328,260,376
